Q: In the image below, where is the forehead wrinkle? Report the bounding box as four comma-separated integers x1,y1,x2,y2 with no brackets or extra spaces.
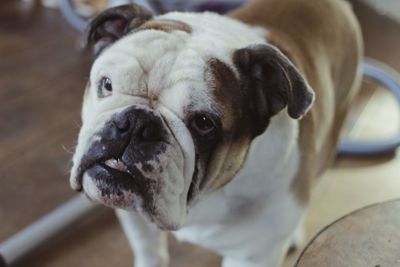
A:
109,29,189,71
163,49,208,91
161,56,221,119
150,46,209,115
147,49,202,98
103,30,191,99
157,80,195,117
147,51,179,97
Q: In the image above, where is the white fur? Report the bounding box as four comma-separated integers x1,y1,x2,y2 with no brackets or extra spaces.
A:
71,11,306,267
116,209,170,267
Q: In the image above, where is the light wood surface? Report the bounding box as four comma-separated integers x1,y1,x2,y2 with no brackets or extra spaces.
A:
295,200,400,267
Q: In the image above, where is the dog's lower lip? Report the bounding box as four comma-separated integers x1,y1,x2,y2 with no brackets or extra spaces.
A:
86,163,134,191
74,158,130,191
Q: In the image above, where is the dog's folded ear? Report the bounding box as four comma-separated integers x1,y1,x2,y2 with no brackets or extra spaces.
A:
233,44,315,136
82,4,153,57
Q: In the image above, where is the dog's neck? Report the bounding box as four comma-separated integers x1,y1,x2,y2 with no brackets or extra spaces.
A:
183,111,300,226
225,110,300,198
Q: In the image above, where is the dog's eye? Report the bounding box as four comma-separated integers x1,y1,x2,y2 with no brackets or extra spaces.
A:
98,77,113,97
190,114,216,136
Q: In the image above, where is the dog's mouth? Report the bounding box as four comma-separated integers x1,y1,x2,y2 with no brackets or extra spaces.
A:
81,157,158,210
79,156,198,208
77,153,194,230
88,158,135,194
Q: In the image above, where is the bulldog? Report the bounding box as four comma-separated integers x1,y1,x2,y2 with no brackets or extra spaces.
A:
70,1,363,266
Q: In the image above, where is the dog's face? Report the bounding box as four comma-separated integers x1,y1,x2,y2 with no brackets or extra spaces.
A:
70,5,314,230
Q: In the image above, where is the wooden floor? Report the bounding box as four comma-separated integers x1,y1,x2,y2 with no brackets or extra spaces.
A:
0,1,399,267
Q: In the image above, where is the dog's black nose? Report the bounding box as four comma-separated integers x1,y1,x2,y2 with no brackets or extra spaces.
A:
113,107,166,143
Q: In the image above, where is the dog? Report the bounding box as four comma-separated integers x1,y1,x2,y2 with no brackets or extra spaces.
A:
69,1,363,266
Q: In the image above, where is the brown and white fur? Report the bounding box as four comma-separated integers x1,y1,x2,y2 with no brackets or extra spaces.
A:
69,1,363,267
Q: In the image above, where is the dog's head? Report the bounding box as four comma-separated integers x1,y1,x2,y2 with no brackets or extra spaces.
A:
70,5,314,230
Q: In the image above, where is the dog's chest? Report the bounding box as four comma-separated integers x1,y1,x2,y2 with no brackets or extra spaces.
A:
172,186,304,258
173,190,261,244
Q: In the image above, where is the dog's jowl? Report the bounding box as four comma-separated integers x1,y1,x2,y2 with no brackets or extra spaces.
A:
70,0,363,266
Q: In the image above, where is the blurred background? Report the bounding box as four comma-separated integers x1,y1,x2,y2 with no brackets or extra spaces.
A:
0,0,399,266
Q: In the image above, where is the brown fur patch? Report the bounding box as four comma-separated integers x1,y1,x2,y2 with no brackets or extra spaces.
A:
137,19,192,33
207,58,238,130
231,0,363,204
202,58,252,191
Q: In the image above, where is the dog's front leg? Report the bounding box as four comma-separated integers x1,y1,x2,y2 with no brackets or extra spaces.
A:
219,213,306,267
115,209,169,267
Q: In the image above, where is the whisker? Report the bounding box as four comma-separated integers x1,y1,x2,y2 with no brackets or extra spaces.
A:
62,144,76,154
73,120,82,129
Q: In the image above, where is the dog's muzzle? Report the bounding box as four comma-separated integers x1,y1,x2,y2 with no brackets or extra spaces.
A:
73,107,168,220
75,107,167,191
70,105,196,230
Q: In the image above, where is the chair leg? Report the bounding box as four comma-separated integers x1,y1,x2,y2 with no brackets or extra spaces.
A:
0,196,100,266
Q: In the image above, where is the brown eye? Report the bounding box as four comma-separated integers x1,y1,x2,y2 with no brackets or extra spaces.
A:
190,114,216,136
98,77,112,97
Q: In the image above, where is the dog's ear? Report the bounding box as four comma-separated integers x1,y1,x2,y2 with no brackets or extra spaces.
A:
233,44,315,136
82,4,153,56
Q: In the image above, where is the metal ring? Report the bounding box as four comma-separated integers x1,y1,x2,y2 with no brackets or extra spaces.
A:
338,60,400,156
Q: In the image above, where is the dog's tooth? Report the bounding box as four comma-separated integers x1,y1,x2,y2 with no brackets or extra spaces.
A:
105,159,118,169
117,159,129,172
104,159,129,173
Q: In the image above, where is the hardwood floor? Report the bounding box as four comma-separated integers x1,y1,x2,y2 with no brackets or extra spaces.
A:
0,1,399,267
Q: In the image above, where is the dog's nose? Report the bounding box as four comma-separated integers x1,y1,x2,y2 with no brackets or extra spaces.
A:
113,107,166,143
